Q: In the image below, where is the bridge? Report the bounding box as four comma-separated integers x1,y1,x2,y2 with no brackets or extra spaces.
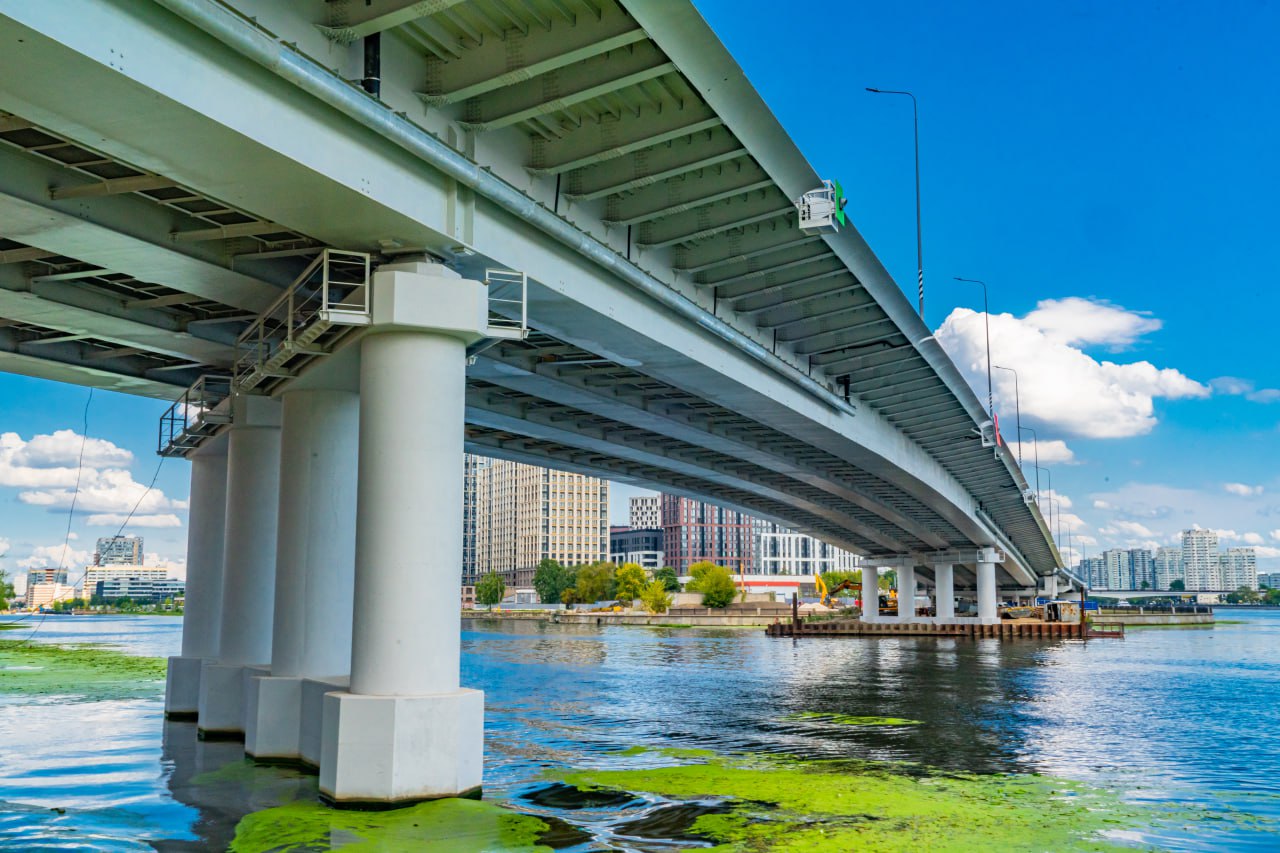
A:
0,0,1064,805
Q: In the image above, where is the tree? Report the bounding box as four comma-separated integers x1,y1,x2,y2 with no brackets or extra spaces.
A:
654,566,680,592
574,561,615,603
0,569,13,610
1140,580,1151,590
879,569,896,591
475,573,506,610
1169,579,1186,592
560,587,580,607
533,559,573,606
687,561,736,608
639,580,672,615
614,563,648,602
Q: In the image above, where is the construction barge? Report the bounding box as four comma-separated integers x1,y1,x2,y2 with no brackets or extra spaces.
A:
766,618,1123,640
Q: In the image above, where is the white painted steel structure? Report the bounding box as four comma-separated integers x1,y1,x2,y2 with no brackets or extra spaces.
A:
0,0,1067,805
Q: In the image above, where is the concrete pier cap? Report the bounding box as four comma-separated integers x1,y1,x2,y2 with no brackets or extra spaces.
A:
318,260,486,806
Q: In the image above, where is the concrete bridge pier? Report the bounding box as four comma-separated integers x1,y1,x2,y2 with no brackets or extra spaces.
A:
319,261,485,806
198,395,282,739
165,435,228,719
861,566,879,621
246,390,358,762
897,565,917,619
976,554,999,624
933,563,955,619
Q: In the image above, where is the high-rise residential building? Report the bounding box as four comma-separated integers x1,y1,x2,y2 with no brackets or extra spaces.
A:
1154,546,1184,590
95,535,143,566
1220,548,1258,591
1259,572,1280,590
1101,549,1130,590
660,494,756,573
1182,529,1220,591
1129,549,1155,589
755,522,859,576
629,495,661,530
475,459,609,588
1076,556,1104,589
461,454,483,586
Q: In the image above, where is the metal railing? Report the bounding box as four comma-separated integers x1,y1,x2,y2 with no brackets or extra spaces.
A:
483,268,528,338
234,249,371,389
157,374,232,456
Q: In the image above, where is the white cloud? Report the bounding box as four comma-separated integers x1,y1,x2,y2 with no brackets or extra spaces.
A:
1041,489,1073,510
16,544,93,570
1093,499,1113,510
1211,377,1280,404
11,430,133,470
936,302,1209,439
146,552,187,580
1224,482,1264,497
1098,520,1157,538
0,430,182,525
1023,297,1162,348
1270,530,1280,543
86,513,182,528
1242,532,1266,545
0,537,8,557
1008,439,1075,465
1255,546,1280,559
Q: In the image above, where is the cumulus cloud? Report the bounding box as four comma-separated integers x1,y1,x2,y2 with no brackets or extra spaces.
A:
1224,483,1264,497
1256,546,1280,559
1242,532,1266,545
1008,439,1075,465
1271,530,1280,542
86,513,182,528
146,552,187,580
17,544,93,570
936,301,1209,439
1022,297,1162,348
0,431,185,524
1040,489,1073,510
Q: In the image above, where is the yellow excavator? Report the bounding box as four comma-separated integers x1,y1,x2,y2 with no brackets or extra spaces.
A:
814,574,860,608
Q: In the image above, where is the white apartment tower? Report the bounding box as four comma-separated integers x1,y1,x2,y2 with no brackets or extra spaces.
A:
1181,529,1220,591
1220,548,1258,591
628,494,661,529
1154,546,1184,590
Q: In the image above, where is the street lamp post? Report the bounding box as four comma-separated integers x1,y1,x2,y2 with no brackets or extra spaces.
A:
953,277,993,415
993,365,1021,466
1018,426,1040,498
866,87,924,321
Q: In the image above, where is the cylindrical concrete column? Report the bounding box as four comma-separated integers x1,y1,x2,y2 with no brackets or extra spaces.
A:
270,390,359,677
180,439,228,659
217,400,282,665
1042,575,1059,600
350,330,465,696
897,565,916,620
861,565,878,621
934,563,955,619
976,560,997,622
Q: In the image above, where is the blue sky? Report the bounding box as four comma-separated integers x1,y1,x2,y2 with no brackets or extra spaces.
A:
3,0,1278,587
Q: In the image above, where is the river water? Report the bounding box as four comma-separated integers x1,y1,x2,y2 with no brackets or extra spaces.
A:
1,612,1278,850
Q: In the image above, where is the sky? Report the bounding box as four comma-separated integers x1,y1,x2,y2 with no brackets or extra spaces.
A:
3,0,1279,590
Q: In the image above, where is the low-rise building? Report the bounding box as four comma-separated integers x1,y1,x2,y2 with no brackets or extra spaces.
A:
609,527,664,571
97,577,185,603
79,566,170,601
27,582,76,610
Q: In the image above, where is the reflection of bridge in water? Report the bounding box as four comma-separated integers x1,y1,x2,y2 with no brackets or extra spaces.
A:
1,0,1067,805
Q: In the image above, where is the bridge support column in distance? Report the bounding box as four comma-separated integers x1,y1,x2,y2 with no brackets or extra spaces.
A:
320,261,485,806
247,390,358,762
861,565,878,622
1041,574,1058,600
897,564,916,621
165,435,228,719
198,395,282,739
976,558,998,624
933,563,955,620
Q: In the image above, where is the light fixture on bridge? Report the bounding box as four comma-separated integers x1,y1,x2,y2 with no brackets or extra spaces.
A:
977,419,998,448
796,179,848,235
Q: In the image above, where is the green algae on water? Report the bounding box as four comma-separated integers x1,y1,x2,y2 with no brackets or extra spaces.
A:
0,637,165,702
557,751,1148,851
229,797,552,852
784,711,922,726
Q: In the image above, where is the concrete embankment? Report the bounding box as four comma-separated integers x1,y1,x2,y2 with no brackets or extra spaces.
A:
555,605,790,628
1096,611,1214,626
